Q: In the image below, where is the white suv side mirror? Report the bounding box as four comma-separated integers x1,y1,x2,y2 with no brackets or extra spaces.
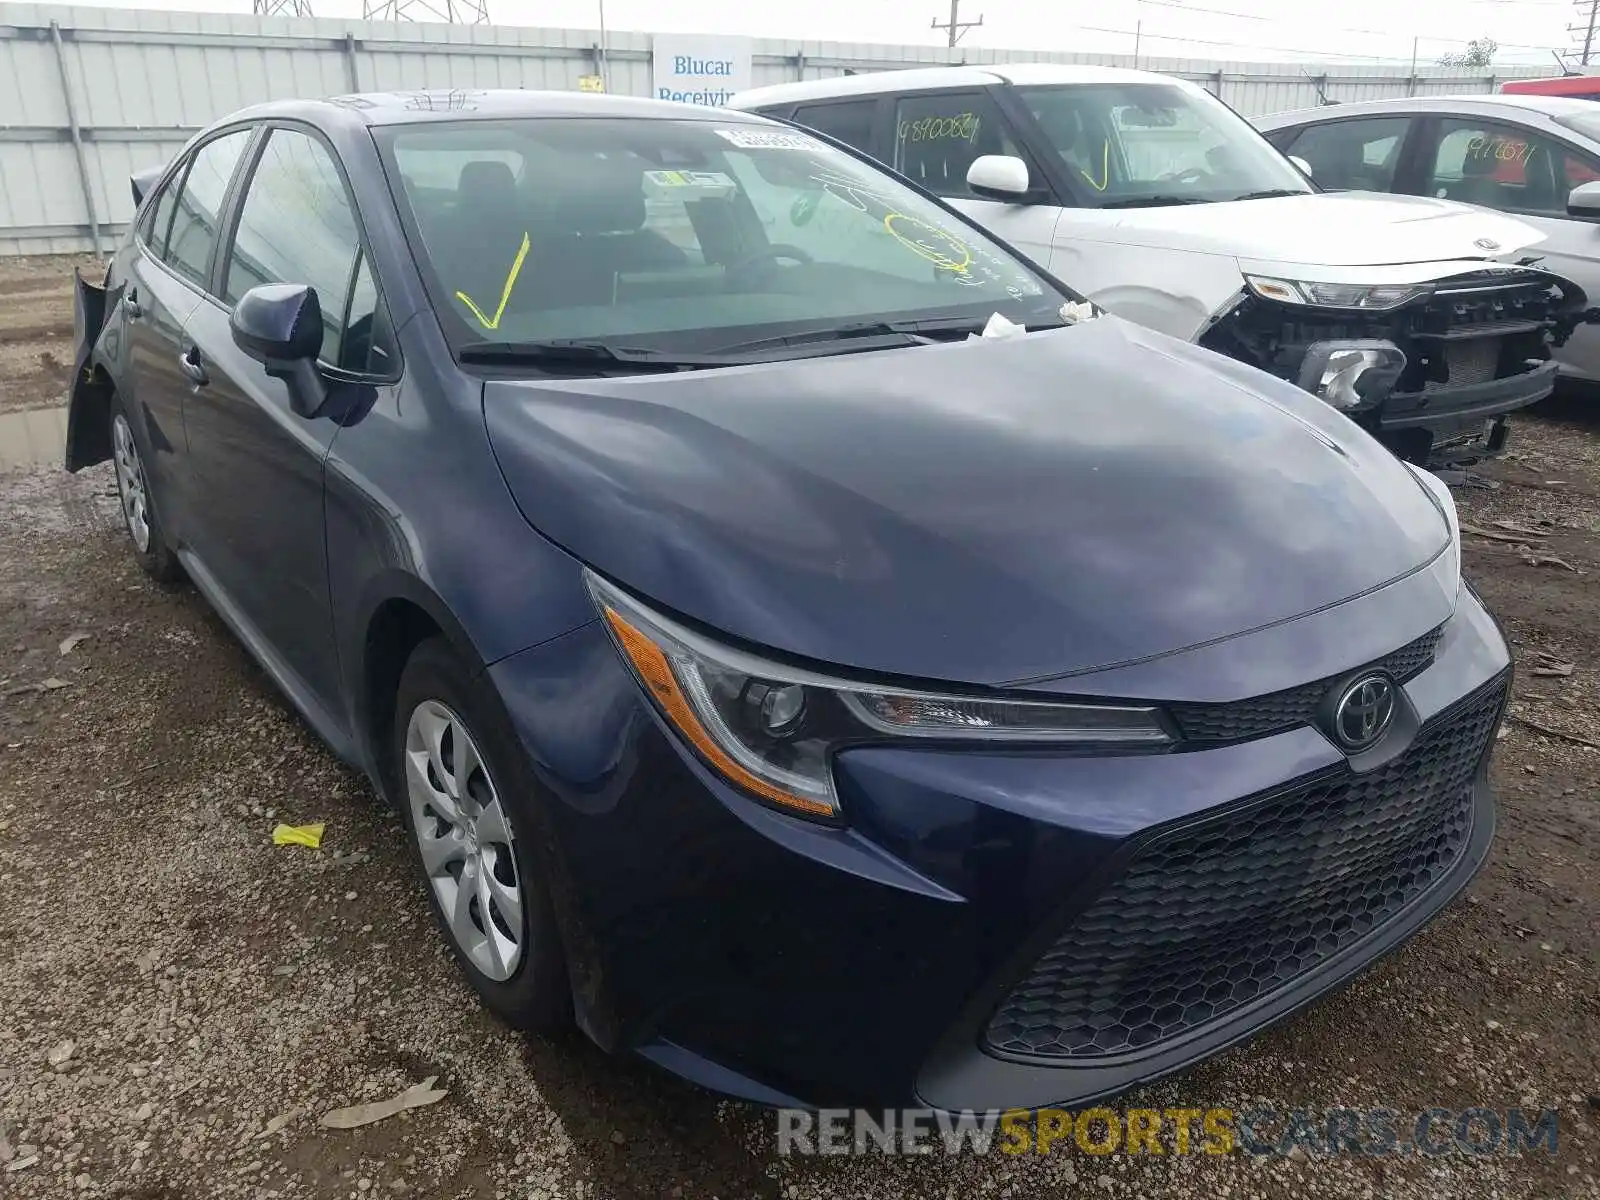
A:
1567,180,1600,220
1289,155,1313,179
967,155,1031,201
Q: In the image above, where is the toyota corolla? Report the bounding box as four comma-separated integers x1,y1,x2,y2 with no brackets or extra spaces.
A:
67,90,1509,1111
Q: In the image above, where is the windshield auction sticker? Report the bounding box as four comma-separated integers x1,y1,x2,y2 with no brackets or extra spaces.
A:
713,128,825,151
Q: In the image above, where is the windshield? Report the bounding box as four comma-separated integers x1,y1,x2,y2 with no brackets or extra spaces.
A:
1015,83,1312,208
380,118,1067,354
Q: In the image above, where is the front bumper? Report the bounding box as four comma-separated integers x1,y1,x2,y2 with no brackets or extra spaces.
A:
489,585,1509,1110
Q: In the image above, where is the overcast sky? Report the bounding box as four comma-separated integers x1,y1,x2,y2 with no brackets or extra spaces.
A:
84,0,1580,67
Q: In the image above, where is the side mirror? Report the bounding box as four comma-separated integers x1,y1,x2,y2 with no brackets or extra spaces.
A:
1289,155,1313,179
966,154,1032,202
1567,180,1600,220
230,283,329,418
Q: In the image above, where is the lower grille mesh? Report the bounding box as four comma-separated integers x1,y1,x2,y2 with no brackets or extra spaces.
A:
984,676,1506,1061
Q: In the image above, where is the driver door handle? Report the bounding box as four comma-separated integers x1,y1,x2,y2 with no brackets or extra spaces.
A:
178,344,209,387
124,287,143,320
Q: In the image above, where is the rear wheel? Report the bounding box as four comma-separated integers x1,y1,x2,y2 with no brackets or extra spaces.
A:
109,396,180,582
393,637,570,1030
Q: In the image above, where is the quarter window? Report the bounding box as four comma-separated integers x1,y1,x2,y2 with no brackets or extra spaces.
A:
1283,118,1412,192
892,92,1023,199
224,128,374,366
164,130,252,289
1425,119,1600,217
792,101,878,154
142,173,181,259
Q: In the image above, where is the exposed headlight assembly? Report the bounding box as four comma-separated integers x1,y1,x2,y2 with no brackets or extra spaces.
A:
1245,275,1432,311
588,573,1170,821
1404,462,1463,600
1295,340,1408,411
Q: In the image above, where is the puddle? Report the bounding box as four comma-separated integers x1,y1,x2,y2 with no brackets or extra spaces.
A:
0,406,67,470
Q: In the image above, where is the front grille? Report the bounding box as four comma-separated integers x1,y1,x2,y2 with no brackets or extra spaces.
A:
983,675,1506,1062
1168,625,1443,745
1429,338,1502,390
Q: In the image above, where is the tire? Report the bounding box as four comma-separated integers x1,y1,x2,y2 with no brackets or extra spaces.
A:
393,636,571,1031
108,394,181,583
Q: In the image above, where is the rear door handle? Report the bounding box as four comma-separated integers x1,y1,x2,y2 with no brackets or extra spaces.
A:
124,287,143,320
178,344,209,387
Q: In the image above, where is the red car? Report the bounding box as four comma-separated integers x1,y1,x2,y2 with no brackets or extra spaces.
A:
1502,76,1600,102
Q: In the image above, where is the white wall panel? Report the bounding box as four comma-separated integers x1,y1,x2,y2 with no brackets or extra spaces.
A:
0,0,1548,254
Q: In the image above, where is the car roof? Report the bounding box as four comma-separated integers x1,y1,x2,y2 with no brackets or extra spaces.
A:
729,62,1191,110
217,89,778,130
1256,92,1600,129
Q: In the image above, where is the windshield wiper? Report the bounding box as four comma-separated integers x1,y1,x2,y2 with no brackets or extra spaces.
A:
1232,189,1310,201
459,339,729,371
1096,195,1213,209
710,314,1067,357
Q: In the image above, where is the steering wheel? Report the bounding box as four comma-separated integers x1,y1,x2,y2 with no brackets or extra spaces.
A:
725,244,814,290
1157,166,1209,185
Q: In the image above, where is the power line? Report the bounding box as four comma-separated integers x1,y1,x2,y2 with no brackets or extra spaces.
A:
931,0,984,47
1132,0,1565,53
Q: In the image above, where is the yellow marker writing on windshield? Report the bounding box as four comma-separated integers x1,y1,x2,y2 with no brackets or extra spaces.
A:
455,232,531,331
1080,142,1109,192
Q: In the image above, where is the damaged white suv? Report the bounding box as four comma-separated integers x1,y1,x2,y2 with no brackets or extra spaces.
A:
730,64,1595,464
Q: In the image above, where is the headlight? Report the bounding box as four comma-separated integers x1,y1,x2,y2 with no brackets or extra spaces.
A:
1246,275,1431,311
588,573,1170,821
1404,462,1462,598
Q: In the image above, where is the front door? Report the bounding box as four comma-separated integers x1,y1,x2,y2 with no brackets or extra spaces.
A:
1413,116,1600,384
886,88,1064,267
181,124,381,714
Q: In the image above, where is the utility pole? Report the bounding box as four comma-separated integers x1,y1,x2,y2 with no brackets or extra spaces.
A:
931,0,983,48
1573,0,1600,66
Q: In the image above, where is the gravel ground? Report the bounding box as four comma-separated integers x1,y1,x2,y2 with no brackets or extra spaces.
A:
0,255,1596,1199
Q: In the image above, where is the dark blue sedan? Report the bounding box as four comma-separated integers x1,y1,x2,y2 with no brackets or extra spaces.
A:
67,89,1509,1112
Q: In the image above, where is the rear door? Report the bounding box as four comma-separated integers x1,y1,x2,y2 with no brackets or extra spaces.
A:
122,128,255,542
180,122,398,713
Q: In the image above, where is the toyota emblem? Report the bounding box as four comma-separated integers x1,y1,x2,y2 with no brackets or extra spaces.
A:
1474,236,1501,252
1333,674,1395,751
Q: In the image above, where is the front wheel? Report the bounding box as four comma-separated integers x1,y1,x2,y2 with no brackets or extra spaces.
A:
393,637,571,1031
109,395,181,582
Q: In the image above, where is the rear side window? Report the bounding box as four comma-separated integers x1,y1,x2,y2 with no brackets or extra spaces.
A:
1283,118,1412,192
793,100,878,154
893,91,1024,198
164,130,252,289
223,128,375,367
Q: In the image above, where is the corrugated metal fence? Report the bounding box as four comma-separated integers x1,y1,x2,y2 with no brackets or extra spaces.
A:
0,1,1548,255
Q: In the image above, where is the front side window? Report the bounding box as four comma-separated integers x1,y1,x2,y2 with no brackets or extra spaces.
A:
1017,82,1312,208
383,118,1064,353
224,128,371,365
891,92,1024,199
164,129,252,288
1283,118,1413,192
1425,119,1600,216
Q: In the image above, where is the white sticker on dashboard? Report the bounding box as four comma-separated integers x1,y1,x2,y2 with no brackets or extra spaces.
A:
714,128,823,151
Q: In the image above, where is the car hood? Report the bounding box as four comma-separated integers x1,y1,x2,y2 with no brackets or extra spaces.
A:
483,318,1449,688
1085,191,1544,267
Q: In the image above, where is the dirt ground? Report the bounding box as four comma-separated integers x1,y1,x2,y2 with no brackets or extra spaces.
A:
0,255,1595,1199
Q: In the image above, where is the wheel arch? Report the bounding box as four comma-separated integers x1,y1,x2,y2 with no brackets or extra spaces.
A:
352,572,488,805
